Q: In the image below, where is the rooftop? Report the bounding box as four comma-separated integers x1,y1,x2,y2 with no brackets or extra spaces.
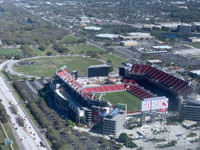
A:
84,26,102,31
190,70,200,75
128,32,151,37
105,111,125,121
152,45,172,49
96,34,119,38
120,40,138,44
147,59,162,63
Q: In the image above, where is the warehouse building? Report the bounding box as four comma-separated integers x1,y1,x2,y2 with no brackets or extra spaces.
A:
120,32,155,40
103,108,126,136
120,40,138,46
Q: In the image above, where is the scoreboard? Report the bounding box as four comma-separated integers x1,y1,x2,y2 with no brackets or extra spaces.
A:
87,65,109,77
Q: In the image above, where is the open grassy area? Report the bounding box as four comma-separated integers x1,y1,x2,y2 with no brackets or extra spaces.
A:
13,56,103,77
66,45,104,54
59,35,77,44
101,54,127,67
190,43,200,49
102,91,141,111
31,46,57,56
0,123,19,150
0,48,21,56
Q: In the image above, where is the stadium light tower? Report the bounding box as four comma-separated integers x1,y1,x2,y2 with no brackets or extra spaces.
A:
92,92,105,101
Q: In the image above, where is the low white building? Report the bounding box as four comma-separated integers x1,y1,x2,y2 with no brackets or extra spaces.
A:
83,26,102,31
187,37,200,43
96,34,120,40
152,45,172,50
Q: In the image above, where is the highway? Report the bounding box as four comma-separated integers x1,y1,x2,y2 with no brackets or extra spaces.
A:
0,60,50,150
0,76,48,150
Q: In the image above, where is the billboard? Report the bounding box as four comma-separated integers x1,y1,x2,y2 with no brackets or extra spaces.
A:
88,65,109,77
141,97,168,112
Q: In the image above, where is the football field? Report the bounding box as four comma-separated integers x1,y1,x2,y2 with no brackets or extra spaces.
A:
102,91,141,112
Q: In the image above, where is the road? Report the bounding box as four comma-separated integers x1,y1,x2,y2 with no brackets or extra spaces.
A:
0,61,51,150
0,76,48,150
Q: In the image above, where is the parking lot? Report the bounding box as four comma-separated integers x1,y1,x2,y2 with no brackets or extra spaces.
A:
119,121,200,150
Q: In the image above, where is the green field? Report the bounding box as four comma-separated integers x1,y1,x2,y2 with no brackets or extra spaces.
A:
31,46,57,56
190,43,200,49
13,56,103,77
0,123,19,150
59,35,77,44
66,45,104,54
101,54,127,67
0,48,21,56
102,91,141,112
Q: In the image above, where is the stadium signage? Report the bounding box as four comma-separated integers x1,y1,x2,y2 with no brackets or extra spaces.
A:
141,97,168,112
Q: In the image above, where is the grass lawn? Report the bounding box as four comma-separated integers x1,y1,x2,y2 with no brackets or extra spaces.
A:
101,54,127,67
66,45,104,54
0,123,19,150
190,43,200,49
31,46,57,56
1,71,10,81
13,56,103,77
102,91,141,111
0,48,21,56
59,35,77,44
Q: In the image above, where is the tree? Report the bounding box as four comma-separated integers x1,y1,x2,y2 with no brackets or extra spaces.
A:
77,38,87,44
31,77,36,81
46,51,53,56
67,120,72,125
107,59,112,64
58,143,74,150
38,44,46,51
18,116,25,127
10,104,18,114
47,128,60,142
119,133,128,144
127,140,137,148
109,65,114,72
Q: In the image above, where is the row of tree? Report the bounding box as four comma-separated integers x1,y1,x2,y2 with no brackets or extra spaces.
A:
13,80,29,101
0,100,9,123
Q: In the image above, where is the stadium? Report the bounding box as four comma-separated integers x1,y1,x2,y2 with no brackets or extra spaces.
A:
52,63,195,125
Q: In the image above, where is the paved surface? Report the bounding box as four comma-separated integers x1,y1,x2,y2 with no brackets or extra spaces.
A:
0,61,51,150
119,122,199,150
0,76,48,150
